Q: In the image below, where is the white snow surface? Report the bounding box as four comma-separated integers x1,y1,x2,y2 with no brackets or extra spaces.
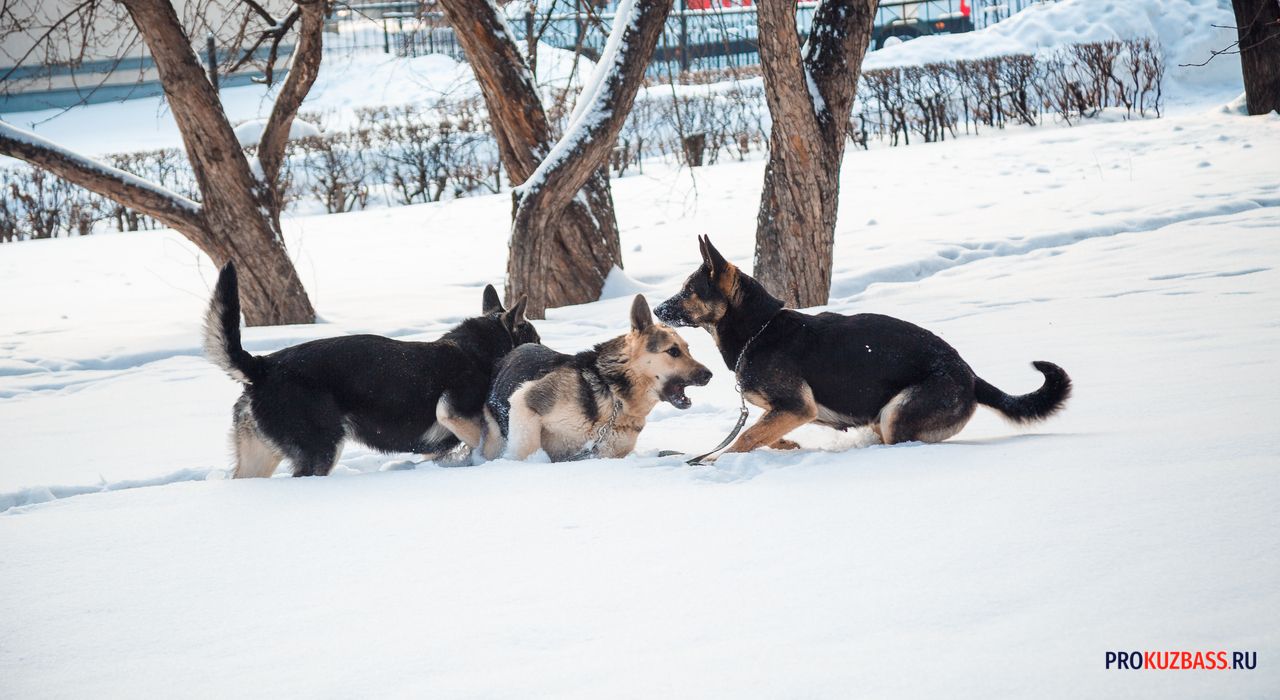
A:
516,0,643,194
2,97,1278,695
231,117,322,147
1,46,589,158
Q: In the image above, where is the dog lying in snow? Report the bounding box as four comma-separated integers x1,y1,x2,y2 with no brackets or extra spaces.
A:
482,295,712,461
204,262,539,477
653,236,1071,456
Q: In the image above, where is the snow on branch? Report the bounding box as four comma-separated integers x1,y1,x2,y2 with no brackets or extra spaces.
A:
514,0,647,196
802,0,876,127
487,0,539,89
0,119,204,231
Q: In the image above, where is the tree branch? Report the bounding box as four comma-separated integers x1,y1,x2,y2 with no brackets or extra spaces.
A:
0,0,95,84
258,1,323,188
117,0,282,253
803,0,879,140
238,0,278,24
258,5,301,85
757,0,818,123
0,119,206,237
514,0,672,211
437,0,551,182
755,0,825,170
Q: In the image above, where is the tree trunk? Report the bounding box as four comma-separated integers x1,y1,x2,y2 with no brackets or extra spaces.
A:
440,0,635,317
259,1,326,226
119,0,315,326
508,0,672,318
0,0,317,326
1232,0,1280,115
753,0,879,308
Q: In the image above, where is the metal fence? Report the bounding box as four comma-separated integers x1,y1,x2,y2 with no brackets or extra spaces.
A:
324,3,464,60
324,1,1058,76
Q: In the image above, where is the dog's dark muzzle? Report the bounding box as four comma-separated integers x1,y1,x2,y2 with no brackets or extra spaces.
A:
655,295,695,327
691,367,713,387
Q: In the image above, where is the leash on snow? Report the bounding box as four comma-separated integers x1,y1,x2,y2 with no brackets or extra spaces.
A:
659,312,780,466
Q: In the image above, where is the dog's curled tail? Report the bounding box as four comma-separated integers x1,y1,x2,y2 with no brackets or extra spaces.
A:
203,262,262,385
974,361,1071,423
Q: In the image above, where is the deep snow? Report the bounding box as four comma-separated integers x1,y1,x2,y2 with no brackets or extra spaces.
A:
2,100,1278,696
2,0,1279,694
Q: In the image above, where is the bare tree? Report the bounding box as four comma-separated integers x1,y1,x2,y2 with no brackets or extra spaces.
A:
753,0,879,308
0,0,323,326
440,0,672,318
1232,0,1280,115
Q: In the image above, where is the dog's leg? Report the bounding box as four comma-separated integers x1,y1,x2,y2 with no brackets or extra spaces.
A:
878,373,976,445
293,445,343,478
234,427,283,478
283,394,345,476
504,391,545,461
769,438,801,450
727,385,817,454
232,397,282,478
481,407,505,461
728,410,815,453
436,392,483,449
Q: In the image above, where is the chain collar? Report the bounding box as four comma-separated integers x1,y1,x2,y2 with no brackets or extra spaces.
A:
570,369,625,461
732,310,782,390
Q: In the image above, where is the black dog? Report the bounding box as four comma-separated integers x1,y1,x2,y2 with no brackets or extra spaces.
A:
204,263,539,477
654,236,1070,455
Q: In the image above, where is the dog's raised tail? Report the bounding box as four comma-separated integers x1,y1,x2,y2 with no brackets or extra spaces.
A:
974,361,1071,423
203,262,262,385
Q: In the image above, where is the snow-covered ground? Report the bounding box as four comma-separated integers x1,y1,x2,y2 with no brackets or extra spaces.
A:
3,0,1279,694
3,98,1278,695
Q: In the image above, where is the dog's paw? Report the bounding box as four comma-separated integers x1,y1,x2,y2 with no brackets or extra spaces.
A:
769,438,801,450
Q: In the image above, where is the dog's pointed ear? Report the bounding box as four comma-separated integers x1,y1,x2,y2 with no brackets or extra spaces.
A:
504,295,529,330
702,236,730,280
630,294,654,333
698,235,711,268
482,284,504,315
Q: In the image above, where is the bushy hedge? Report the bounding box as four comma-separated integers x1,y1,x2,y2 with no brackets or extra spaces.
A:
0,38,1163,242
857,38,1164,147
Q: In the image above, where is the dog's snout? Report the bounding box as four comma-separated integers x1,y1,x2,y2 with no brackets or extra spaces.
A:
655,296,694,327
693,367,713,386
654,299,677,323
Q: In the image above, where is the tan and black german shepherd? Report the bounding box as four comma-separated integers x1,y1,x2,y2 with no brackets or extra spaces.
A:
654,236,1071,456
483,295,712,461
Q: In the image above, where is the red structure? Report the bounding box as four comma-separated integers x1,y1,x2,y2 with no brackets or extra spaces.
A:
686,0,753,9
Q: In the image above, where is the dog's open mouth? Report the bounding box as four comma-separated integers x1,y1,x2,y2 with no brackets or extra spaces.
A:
661,379,694,409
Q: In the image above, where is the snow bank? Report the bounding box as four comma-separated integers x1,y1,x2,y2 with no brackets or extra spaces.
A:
231,117,321,147
866,0,1241,98
1,79,1279,697
599,265,661,300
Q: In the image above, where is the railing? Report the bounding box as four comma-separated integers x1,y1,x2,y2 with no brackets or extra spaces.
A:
324,1,1057,75
324,4,464,60
971,0,1054,29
